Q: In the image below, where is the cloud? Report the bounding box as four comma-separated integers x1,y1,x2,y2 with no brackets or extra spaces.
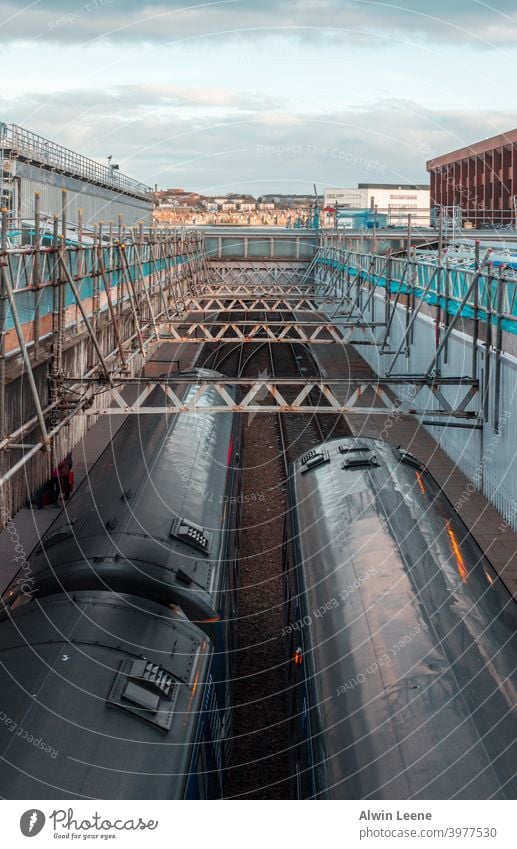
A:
2,84,516,191
1,0,517,45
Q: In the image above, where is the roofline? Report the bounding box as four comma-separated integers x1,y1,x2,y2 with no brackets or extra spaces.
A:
325,184,429,191
357,183,429,190
427,128,517,170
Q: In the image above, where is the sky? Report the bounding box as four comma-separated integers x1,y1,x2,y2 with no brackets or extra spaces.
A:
1,0,517,194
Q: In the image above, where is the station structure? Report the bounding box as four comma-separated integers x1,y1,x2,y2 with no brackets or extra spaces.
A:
0,122,153,233
1,192,517,558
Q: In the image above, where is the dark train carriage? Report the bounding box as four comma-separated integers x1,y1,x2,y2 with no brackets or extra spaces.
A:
0,369,242,798
0,593,217,799
285,438,517,800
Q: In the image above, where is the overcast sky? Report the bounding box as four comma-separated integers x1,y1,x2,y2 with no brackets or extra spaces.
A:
1,0,517,193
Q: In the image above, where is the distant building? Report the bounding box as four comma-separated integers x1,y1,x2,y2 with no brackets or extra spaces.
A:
261,193,322,206
427,128,517,225
0,121,152,230
324,183,430,226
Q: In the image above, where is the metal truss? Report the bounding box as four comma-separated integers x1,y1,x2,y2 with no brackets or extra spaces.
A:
159,319,384,344
193,283,327,297
70,375,479,419
180,296,344,313
210,265,312,287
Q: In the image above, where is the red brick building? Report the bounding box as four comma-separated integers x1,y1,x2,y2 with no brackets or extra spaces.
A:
427,129,517,225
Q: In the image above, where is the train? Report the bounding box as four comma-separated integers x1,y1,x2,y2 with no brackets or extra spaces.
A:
0,369,242,799
284,437,517,799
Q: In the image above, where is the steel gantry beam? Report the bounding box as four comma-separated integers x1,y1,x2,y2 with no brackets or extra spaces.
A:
68,375,480,419
210,266,315,287
179,296,345,313
159,319,385,344
193,284,326,297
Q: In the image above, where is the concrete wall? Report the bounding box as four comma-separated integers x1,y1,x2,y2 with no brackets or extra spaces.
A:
315,268,517,532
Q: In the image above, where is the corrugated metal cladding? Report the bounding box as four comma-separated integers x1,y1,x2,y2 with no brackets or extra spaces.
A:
13,161,152,225
316,271,517,533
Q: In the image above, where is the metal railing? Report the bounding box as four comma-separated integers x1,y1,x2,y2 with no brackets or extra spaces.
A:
432,205,517,231
0,122,151,199
316,244,517,336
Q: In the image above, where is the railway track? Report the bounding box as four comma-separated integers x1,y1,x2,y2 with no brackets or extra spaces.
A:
198,312,352,798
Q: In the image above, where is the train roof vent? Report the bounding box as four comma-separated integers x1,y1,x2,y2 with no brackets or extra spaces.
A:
169,517,212,555
397,448,425,471
300,449,330,473
342,451,379,470
108,657,179,731
338,440,370,454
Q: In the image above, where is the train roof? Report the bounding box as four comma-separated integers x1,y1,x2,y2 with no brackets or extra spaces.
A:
0,592,211,799
4,378,238,623
289,437,517,799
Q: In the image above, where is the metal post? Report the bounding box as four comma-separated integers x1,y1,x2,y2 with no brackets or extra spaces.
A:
403,244,412,356
116,218,124,321
2,269,50,447
57,194,67,379
52,215,59,341
97,248,127,369
93,223,101,334
444,261,450,365
138,221,144,306
386,266,438,375
0,209,8,442
32,192,41,360
57,253,112,381
483,265,493,424
493,267,504,433
426,251,492,378
409,246,417,348
132,227,160,341
76,208,83,335
434,253,442,371
384,250,392,348
118,245,145,354
472,258,479,380
49,215,60,429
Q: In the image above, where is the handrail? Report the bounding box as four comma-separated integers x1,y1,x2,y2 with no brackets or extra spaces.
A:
0,122,151,199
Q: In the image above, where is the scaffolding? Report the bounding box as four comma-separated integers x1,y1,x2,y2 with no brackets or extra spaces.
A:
0,193,208,518
4,215,517,522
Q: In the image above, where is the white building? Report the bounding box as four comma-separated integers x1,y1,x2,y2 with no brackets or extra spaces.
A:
324,183,430,226
0,122,152,230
